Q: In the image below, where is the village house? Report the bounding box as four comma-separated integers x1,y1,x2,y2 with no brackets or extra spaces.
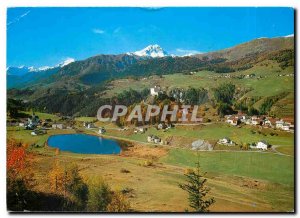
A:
31,131,37,136
99,127,106,134
275,120,284,129
87,123,95,129
26,114,40,129
238,114,248,123
218,137,235,146
150,85,162,96
245,118,252,125
19,118,28,126
251,119,259,125
270,118,294,132
31,129,47,136
256,140,269,150
282,124,290,131
83,122,96,129
244,73,255,79
52,123,65,129
282,118,294,131
157,123,167,130
226,116,239,126
147,135,161,144
276,120,284,129
250,116,262,126
263,117,276,128
134,127,146,133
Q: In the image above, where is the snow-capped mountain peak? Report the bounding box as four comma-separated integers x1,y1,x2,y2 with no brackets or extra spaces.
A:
57,58,75,67
129,44,168,58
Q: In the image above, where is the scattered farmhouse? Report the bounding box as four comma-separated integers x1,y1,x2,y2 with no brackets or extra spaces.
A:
244,73,255,79
147,135,161,144
218,137,235,146
136,127,146,133
26,114,40,129
84,122,96,129
282,124,290,131
157,123,167,130
134,127,146,133
251,116,262,125
256,140,270,150
275,120,284,129
52,123,65,129
99,127,106,134
31,131,37,136
250,140,270,150
225,116,239,126
150,85,162,96
31,129,47,136
263,117,277,128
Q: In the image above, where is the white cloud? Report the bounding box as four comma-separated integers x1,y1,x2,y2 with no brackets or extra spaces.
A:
92,28,105,34
175,48,202,56
7,10,30,26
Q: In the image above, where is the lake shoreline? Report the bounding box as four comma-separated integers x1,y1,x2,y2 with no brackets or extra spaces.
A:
47,132,126,155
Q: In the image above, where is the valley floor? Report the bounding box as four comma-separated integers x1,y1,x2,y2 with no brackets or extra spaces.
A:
7,118,295,212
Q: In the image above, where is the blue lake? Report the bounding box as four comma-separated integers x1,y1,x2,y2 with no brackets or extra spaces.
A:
47,134,122,154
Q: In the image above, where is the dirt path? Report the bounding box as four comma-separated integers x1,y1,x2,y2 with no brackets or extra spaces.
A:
271,145,293,157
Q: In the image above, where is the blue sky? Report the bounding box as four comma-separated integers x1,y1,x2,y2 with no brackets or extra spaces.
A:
7,7,294,67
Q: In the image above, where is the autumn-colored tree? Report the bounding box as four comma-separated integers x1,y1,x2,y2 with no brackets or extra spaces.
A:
7,139,35,186
7,139,36,211
49,161,66,194
107,191,131,212
66,163,88,210
7,144,26,175
48,161,88,211
87,179,112,211
55,148,60,156
87,178,131,212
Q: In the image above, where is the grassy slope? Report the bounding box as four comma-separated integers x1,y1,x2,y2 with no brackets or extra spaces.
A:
105,60,294,117
30,149,294,212
107,60,294,96
100,123,294,155
7,117,294,212
160,149,294,185
22,111,61,121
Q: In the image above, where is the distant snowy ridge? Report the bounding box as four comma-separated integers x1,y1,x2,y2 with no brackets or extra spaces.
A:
284,34,294,38
7,58,75,75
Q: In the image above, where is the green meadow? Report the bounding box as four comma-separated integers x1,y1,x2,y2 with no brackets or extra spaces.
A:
161,148,294,185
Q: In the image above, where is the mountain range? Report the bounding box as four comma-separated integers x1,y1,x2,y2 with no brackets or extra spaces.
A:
7,58,75,88
7,36,294,102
